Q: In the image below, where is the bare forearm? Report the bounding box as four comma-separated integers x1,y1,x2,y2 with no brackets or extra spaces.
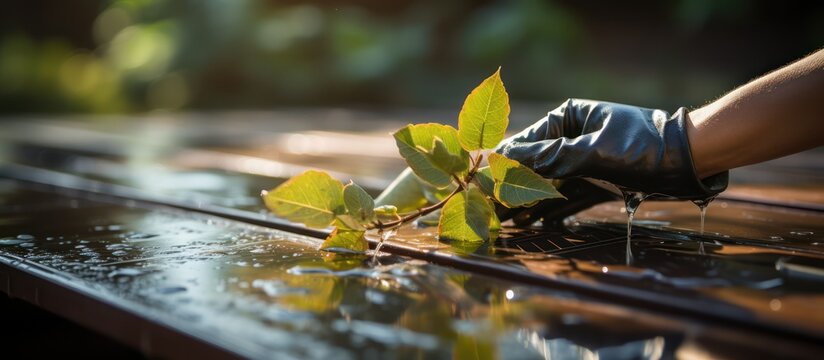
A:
688,49,824,178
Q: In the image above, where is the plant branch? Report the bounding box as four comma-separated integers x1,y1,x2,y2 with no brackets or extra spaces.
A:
366,153,484,232
368,185,462,231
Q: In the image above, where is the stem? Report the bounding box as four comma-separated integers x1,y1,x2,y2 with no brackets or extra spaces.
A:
368,185,462,230
366,153,484,232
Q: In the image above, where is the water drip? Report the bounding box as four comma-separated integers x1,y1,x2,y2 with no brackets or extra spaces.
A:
621,191,647,265
371,228,397,265
691,195,717,255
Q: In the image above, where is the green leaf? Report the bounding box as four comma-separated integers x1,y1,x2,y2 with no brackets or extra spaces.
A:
343,181,375,225
335,215,364,231
427,137,469,175
320,228,368,253
374,168,430,213
394,123,470,188
474,166,495,198
489,209,501,232
446,239,485,255
458,68,510,150
438,187,494,242
421,182,456,204
488,153,565,208
263,170,344,228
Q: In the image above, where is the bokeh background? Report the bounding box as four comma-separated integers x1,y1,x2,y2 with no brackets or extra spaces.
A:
1,0,822,115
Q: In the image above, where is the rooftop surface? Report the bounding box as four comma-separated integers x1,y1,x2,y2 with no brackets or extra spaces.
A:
1,111,822,359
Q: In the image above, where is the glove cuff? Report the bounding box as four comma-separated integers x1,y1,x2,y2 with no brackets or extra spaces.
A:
667,107,729,199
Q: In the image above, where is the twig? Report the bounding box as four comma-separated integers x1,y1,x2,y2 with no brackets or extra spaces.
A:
365,153,485,232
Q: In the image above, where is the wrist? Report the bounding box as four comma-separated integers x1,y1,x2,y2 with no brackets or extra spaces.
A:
687,104,725,179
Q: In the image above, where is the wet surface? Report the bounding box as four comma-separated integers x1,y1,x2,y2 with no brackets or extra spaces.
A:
576,200,824,252
1,115,823,358
4,181,813,359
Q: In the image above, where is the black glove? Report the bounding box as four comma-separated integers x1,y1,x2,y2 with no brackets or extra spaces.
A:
495,99,728,224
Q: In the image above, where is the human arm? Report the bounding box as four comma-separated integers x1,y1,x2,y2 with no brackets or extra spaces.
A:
688,48,824,178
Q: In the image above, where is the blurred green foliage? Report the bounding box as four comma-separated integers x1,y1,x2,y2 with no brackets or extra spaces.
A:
1,0,822,114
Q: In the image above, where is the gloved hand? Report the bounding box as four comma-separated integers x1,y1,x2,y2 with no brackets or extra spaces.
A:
495,99,728,224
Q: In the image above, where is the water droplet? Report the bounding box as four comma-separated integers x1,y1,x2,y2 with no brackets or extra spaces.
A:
365,289,387,304
17,234,35,240
108,268,143,277
0,238,26,246
19,242,35,248
601,266,609,273
769,299,782,311
111,250,128,256
235,261,248,267
154,286,187,295
769,236,783,241
252,279,296,297
287,266,334,275
124,232,158,240
790,231,814,236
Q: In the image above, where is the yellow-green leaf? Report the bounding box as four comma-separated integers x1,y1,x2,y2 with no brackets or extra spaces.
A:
343,181,375,225
458,68,510,150
488,153,565,208
438,187,494,242
489,208,501,232
320,228,368,253
428,137,469,175
335,215,364,231
474,166,495,197
447,240,485,255
394,123,470,188
263,170,344,228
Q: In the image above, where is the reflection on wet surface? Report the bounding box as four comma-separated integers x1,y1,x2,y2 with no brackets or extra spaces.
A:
577,200,824,251
1,182,818,358
2,116,823,358
378,211,824,336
